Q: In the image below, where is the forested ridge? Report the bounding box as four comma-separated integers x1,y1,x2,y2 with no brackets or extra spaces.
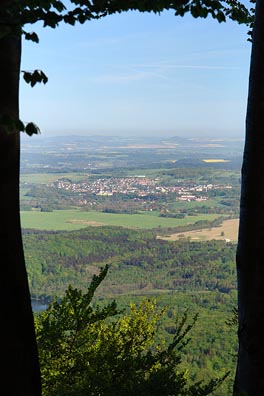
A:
23,226,236,301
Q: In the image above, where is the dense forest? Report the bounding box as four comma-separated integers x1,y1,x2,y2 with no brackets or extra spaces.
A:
23,226,237,394
23,226,236,300
35,267,229,396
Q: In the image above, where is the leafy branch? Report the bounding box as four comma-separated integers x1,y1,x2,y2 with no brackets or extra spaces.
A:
22,69,48,87
0,114,40,136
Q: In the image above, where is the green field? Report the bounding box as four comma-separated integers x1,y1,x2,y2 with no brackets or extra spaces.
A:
20,209,219,231
20,172,91,185
171,198,223,210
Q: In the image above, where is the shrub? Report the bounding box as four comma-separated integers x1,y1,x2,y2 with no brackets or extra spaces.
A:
35,266,228,396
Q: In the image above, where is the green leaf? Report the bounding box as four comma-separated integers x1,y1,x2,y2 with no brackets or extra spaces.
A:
22,70,48,87
23,31,40,43
64,13,76,25
191,5,200,18
25,122,41,136
52,0,66,12
40,71,48,84
216,10,226,22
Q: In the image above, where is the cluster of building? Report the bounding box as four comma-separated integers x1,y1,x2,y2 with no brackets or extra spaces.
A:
176,183,232,202
50,176,157,196
49,176,232,203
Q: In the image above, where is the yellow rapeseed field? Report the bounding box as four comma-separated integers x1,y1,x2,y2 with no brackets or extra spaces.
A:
203,159,230,163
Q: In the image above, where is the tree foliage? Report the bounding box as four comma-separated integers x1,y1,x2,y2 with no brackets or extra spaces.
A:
2,0,253,32
23,227,237,300
35,265,228,396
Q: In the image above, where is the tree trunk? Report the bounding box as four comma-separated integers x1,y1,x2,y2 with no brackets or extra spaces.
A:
0,32,41,396
234,1,264,394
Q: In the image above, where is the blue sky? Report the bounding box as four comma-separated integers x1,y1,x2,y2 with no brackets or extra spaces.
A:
20,8,251,139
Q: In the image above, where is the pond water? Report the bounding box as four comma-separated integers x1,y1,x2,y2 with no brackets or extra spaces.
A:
31,300,47,312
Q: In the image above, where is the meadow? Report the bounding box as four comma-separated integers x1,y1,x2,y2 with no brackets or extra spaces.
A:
20,172,92,184
20,209,219,231
160,218,239,242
